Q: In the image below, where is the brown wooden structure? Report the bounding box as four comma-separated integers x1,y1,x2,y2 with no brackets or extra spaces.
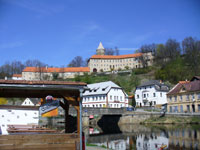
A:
0,79,87,150
0,133,79,150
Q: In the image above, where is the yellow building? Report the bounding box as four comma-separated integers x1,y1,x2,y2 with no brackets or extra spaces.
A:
167,76,200,113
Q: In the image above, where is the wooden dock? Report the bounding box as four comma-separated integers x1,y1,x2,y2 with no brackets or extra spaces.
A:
0,133,80,150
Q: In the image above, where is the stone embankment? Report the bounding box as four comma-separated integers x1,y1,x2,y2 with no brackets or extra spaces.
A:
118,111,200,125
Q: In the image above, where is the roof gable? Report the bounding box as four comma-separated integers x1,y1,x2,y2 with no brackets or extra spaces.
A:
167,80,200,95
83,81,121,96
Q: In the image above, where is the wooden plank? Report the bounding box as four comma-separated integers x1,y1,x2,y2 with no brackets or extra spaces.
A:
0,133,78,140
0,143,76,150
0,138,79,144
0,134,79,150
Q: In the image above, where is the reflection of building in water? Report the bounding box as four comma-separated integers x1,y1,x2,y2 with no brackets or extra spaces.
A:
89,127,100,135
93,138,129,150
136,133,168,150
168,128,200,149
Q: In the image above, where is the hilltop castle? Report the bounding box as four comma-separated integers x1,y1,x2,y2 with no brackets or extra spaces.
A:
88,42,154,72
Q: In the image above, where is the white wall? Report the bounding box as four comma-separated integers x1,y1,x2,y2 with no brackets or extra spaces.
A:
107,88,128,108
82,88,128,108
0,109,39,134
82,95,107,108
21,98,34,106
135,86,167,106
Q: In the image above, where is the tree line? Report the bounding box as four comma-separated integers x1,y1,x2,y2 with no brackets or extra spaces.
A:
138,36,200,83
0,59,47,79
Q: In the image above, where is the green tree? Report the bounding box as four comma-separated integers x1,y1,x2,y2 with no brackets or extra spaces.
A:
182,37,200,75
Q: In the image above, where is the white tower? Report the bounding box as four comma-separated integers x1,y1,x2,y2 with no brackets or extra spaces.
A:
96,42,105,55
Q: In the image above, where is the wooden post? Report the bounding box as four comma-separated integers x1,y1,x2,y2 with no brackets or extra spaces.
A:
59,99,69,133
74,106,80,134
64,100,69,133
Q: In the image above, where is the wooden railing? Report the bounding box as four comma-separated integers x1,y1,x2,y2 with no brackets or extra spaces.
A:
0,133,80,150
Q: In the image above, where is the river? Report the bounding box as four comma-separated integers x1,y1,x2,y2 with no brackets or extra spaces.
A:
85,124,200,150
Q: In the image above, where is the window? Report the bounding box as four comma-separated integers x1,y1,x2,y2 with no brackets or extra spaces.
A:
187,105,190,112
170,106,172,112
153,93,156,97
192,94,195,100
160,93,162,97
186,95,189,101
180,95,183,101
137,95,139,99
198,104,200,112
174,96,177,102
198,93,200,100
180,105,183,113
143,94,146,98
169,96,172,102
110,95,112,100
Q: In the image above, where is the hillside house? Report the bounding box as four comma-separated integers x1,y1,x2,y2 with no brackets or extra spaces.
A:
135,80,169,107
82,81,129,108
167,76,200,113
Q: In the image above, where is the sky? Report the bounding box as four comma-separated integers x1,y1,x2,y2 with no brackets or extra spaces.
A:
0,0,200,67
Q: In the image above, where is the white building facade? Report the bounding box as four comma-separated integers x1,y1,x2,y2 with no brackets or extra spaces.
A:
88,42,154,73
22,67,90,80
82,81,129,108
21,98,40,106
135,80,169,107
0,105,39,134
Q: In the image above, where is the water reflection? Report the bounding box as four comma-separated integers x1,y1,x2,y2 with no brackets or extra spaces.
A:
85,124,200,150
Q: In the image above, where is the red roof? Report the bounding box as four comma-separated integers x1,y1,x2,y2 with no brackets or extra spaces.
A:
90,53,143,59
23,67,90,73
0,79,86,86
12,74,22,77
167,80,200,95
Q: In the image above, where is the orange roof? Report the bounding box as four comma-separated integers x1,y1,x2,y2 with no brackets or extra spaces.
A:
179,81,190,84
12,74,22,77
90,53,143,59
23,67,90,73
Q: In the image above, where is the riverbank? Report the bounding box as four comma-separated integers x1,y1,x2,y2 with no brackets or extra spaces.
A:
141,115,200,124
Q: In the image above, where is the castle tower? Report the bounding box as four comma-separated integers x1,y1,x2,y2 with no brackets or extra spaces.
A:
96,42,105,55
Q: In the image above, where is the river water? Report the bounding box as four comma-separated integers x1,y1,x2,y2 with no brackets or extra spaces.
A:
85,124,200,150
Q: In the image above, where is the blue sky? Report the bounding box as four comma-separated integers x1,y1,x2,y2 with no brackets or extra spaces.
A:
0,0,200,67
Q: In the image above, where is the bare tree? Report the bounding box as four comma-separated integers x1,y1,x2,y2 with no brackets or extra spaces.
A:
140,43,156,54
165,39,181,59
105,48,115,55
182,37,200,74
115,47,120,55
68,56,85,67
